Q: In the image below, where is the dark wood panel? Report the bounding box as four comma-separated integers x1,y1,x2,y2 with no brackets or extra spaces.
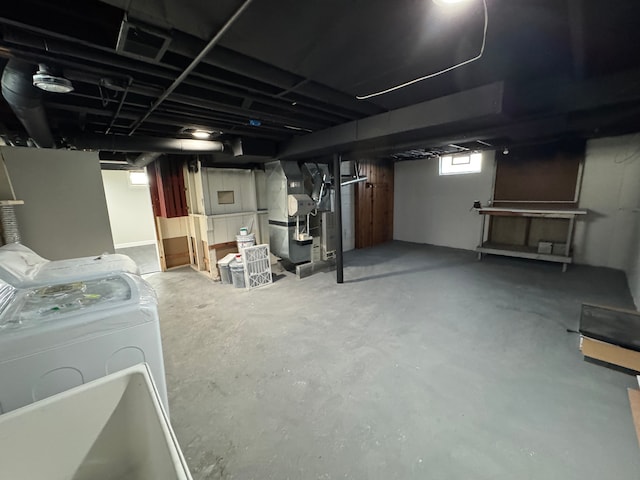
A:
490,216,529,245
527,218,569,247
148,157,188,218
494,142,584,202
355,160,394,249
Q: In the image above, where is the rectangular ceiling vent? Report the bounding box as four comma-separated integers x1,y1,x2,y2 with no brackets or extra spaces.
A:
116,16,171,61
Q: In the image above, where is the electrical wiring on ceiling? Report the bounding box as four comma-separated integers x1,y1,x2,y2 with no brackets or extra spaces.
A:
356,0,489,100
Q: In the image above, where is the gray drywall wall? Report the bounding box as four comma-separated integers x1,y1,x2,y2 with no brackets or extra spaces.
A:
102,170,156,248
573,133,640,307
574,133,640,270
1,147,114,260
393,152,495,250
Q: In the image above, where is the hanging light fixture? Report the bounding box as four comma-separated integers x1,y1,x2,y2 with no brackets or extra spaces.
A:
32,64,74,94
432,0,470,5
192,130,211,139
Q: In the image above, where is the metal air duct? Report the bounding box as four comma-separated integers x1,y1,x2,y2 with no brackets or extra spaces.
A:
71,134,225,153
127,152,162,168
1,59,55,148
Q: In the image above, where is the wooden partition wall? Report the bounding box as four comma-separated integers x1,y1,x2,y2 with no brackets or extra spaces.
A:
493,143,583,206
147,157,190,270
355,160,394,249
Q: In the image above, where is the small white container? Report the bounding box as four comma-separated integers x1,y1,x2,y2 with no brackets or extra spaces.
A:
217,253,237,284
236,233,256,251
230,260,246,288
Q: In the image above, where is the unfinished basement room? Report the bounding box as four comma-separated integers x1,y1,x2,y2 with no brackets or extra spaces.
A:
1,0,640,479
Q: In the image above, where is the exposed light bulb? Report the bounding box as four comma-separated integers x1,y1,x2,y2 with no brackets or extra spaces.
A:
192,130,211,139
432,0,469,5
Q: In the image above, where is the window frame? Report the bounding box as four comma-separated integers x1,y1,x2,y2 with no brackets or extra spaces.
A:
439,152,483,176
128,170,149,186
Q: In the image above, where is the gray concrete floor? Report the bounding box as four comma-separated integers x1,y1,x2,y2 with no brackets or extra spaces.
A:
145,241,640,480
116,244,160,275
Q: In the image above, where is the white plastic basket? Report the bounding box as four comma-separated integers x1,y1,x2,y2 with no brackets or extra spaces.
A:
242,244,273,289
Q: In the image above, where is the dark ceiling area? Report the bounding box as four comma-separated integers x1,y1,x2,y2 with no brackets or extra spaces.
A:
1,0,640,166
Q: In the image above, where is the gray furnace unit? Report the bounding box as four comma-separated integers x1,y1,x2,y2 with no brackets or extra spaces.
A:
265,160,335,266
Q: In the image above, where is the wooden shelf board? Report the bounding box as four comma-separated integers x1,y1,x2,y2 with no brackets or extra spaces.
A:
477,243,572,264
476,207,587,218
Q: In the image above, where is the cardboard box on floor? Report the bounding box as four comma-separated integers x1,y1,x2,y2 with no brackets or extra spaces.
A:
580,336,640,373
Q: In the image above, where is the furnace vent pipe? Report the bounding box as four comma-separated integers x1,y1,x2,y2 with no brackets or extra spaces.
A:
127,152,163,168
71,134,225,154
1,59,55,148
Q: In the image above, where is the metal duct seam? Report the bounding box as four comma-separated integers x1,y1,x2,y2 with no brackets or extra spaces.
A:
71,134,225,153
1,59,55,148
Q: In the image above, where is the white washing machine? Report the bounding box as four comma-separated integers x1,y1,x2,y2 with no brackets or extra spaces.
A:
0,243,139,287
0,273,168,415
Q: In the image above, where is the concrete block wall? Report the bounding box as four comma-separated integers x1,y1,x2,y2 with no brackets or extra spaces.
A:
393,151,496,250
392,134,640,306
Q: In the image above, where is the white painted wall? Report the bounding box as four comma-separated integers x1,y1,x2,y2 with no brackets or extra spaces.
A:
1,147,114,260
574,133,640,270
101,170,156,248
393,152,495,250
391,136,640,305
207,213,263,244
572,133,640,307
201,168,257,215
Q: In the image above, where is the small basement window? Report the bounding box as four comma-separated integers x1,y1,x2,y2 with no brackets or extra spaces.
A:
439,152,482,176
129,171,149,186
